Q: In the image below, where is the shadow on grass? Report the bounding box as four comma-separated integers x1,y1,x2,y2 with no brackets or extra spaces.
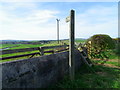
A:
50,64,120,88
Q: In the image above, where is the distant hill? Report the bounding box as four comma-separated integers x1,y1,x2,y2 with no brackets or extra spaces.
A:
1,40,27,42
0,38,87,44
0,40,50,44
75,38,86,40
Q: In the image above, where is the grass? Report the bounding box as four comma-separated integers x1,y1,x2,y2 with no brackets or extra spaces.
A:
1,44,44,50
0,50,41,63
0,39,85,50
91,49,120,66
75,39,86,43
1,41,64,50
0,44,21,49
50,59,120,88
49,49,120,88
0,41,67,62
92,59,119,66
107,49,119,60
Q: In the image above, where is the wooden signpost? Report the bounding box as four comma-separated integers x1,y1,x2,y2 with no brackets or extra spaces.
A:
66,10,75,80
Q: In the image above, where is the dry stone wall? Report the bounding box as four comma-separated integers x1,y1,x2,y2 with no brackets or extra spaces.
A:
1,49,83,88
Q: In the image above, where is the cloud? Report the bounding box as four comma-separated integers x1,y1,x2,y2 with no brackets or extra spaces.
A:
76,20,117,38
0,9,59,40
1,2,37,11
25,10,59,24
0,2,118,40
77,5,117,25
0,2,60,40
75,5,118,38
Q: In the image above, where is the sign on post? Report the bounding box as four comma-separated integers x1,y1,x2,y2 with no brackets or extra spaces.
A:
66,16,70,23
66,10,75,81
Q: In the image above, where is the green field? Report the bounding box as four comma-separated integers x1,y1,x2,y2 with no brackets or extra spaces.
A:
75,39,86,43
0,39,86,49
0,42,62,62
1,40,85,62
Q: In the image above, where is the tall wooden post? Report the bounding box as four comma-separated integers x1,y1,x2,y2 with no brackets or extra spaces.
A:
69,10,75,80
118,2,120,66
56,19,60,44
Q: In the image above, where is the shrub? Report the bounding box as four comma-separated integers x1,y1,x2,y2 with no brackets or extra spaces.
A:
85,34,116,59
87,34,115,50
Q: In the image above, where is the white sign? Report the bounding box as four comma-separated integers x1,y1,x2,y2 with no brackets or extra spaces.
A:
66,16,70,23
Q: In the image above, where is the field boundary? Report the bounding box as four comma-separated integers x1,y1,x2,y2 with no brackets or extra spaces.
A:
0,45,69,60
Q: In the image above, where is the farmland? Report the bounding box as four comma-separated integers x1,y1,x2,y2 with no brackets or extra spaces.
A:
1,39,86,51
0,39,85,62
1,39,120,88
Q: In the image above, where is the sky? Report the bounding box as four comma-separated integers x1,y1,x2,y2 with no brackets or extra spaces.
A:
0,1,118,40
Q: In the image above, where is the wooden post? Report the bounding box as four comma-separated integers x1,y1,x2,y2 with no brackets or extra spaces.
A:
69,10,75,81
39,47,44,56
56,19,60,44
118,2,120,67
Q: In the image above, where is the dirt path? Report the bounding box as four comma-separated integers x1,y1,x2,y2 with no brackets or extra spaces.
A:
103,64,120,69
93,59,120,69
108,59,119,62
95,63,120,69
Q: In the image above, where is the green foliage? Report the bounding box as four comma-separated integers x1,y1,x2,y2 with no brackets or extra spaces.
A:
85,34,116,59
87,34,115,50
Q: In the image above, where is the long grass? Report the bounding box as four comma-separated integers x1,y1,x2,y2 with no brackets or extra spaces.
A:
49,49,120,88
50,61,120,88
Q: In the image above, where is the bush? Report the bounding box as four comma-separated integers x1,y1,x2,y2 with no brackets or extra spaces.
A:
85,34,116,59
87,34,115,50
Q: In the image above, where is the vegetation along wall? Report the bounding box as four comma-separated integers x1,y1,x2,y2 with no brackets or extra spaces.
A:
1,49,83,88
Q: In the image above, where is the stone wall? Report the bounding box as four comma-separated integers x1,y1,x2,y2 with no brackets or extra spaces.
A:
1,49,83,88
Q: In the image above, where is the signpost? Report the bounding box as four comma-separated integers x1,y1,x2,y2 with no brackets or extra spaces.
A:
66,16,70,23
66,10,75,80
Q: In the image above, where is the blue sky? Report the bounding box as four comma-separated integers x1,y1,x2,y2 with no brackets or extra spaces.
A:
0,1,118,40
